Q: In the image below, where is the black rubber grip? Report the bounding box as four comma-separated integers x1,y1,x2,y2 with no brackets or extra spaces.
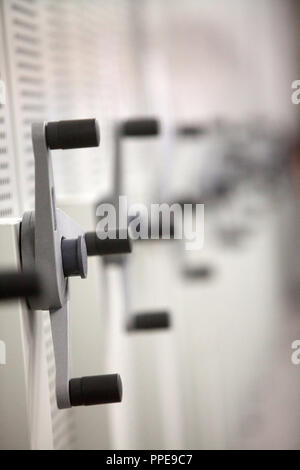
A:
121,118,160,137
183,265,214,280
130,311,171,331
46,119,100,150
176,125,207,137
69,374,122,406
0,271,41,300
85,229,132,256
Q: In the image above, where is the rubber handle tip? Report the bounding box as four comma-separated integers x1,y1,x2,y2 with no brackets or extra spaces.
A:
130,311,171,331
121,118,160,137
85,229,132,256
46,119,100,150
183,265,214,280
69,374,122,406
176,125,207,137
0,271,41,300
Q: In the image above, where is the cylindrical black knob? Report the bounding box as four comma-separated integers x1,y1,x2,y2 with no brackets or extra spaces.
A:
176,125,207,137
85,229,132,256
130,311,171,331
183,265,214,280
61,236,88,278
69,374,123,406
46,119,100,150
121,118,160,137
0,271,41,300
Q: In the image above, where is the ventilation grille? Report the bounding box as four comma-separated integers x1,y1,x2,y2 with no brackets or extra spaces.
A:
43,0,118,199
0,11,19,217
2,0,47,212
0,103,15,217
43,0,139,200
2,0,140,209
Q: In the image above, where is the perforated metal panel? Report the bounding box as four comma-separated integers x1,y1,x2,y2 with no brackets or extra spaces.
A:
2,0,47,212
42,0,106,198
0,4,19,217
1,0,140,210
41,0,140,200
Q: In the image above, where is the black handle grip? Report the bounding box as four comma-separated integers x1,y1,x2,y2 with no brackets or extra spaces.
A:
46,119,100,150
0,271,41,300
129,311,171,331
183,265,214,280
85,229,132,256
176,124,207,137
69,374,122,406
121,118,160,137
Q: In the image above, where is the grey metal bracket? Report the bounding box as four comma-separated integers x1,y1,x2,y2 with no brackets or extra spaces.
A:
21,119,122,409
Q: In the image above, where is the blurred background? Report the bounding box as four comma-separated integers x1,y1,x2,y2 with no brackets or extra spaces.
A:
0,0,300,450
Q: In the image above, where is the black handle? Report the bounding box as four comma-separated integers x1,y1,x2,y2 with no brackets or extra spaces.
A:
129,311,171,331
46,119,100,150
0,271,41,300
121,118,160,137
176,124,207,137
85,228,132,256
69,374,122,406
183,265,214,280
